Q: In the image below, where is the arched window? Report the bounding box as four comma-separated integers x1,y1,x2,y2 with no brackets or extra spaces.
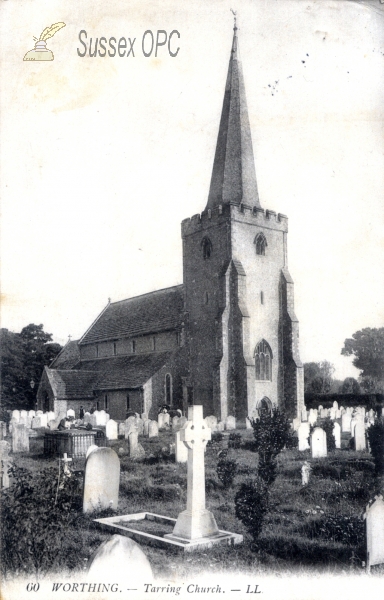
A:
254,233,267,256
201,236,213,259
126,394,130,410
165,373,173,405
257,396,272,415
254,340,273,381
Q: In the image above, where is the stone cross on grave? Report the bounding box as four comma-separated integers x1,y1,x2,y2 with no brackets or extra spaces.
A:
62,453,72,477
166,405,220,541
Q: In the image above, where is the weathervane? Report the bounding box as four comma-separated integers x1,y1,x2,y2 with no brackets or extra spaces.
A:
231,8,237,29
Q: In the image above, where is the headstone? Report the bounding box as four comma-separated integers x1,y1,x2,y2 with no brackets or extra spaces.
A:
301,408,308,422
332,401,338,410
301,461,311,486
148,421,158,438
368,409,375,419
163,413,170,427
28,410,35,418
36,410,43,415
0,422,7,439
320,408,328,419
329,408,336,420
364,495,384,571
335,409,341,419
143,420,150,436
354,420,366,451
135,417,144,436
318,405,323,411
86,444,99,459
158,413,167,429
97,410,107,426
225,415,236,430
12,410,20,422
292,417,300,432
84,412,91,425
350,418,357,436
40,413,48,428
87,535,153,583
47,411,55,422
166,406,219,541
83,447,120,513
298,422,310,451
172,416,180,429
342,412,352,433
124,416,138,439
175,430,188,463
20,410,28,421
12,424,29,453
118,423,126,437
94,410,102,425
308,409,317,426
217,421,225,432
0,441,12,489
90,414,97,427
67,409,75,418
62,453,73,476
106,419,118,440
333,422,341,449
205,415,218,431
141,413,148,421
178,416,187,429
310,427,327,459
128,432,145,460
48,419,59,430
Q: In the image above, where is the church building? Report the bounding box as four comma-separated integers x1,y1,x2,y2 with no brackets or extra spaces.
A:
37,25,304,425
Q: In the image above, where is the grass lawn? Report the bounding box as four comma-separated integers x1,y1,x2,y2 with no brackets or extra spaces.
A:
2,427,384,579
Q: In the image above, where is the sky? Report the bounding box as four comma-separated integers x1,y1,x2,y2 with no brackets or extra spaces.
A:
1,0,383,381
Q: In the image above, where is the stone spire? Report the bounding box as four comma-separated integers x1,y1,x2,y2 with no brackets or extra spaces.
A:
206,22,260,210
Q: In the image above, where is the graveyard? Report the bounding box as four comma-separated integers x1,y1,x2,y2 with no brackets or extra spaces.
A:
1,406,384,582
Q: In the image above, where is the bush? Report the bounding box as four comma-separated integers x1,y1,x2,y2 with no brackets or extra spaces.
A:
1,464,83,577
249,408,291,485
216,459,237,487
235,478,269,543
228,432,242,449
367,419,384,475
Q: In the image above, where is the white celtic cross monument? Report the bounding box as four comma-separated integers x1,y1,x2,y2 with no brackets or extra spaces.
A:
167,405,220,541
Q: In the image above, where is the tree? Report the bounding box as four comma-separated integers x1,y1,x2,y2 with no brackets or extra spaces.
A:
0,324,62,411
304,360,335,394
341,327,384,380
339,377,360,394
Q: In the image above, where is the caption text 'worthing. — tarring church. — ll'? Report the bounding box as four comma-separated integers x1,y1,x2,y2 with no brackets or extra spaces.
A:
37,25,305,426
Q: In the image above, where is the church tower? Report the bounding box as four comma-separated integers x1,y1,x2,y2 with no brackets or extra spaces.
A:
182,24,304,423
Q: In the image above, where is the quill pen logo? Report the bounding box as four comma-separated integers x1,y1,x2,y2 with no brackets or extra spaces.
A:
23,22,66,61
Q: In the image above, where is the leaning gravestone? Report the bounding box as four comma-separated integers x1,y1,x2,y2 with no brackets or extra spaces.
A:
333,422,341,449
298,422,310,451
87,535,153,583
364,495,384,571
310,427,327,458
106,419,118,440
12,424,29,453
148,420,158,438
175,430,188,463
83,447,120,513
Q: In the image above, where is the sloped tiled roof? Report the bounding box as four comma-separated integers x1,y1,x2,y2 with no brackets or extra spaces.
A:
49,340,80,369
46,368,97,399
80,285,184,345
77,351,175,390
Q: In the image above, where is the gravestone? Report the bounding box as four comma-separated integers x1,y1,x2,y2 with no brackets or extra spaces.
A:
84,412,92,425
129,432,145,460
143,420,150,436
172,416,180,429
342,412,352,433
225,415,236,430
163,413,170,427
335,409,341,419
301,408,308,422
320,408,328,419
0,422,6,439
118,422,126,437
350,417,357,436
217,421,225,432
175,430,188,463
12,410,20,422
48,419,59,430
20,410,28,421
106,419,118,440
67,409,75,418
308,409,317,426
28,410,35,418
90,414,97,427
166,405,219,541
292,417,300,432
83,447,120,513
97,410,107,426
135,417,144,436
205,415,218,431
125,416,138,439
310,427,327,458
368,409,375,419
86,444,99,459
36,410,43,415
87,535,153,583
40,413,48,428
364,495,384,571
141,413,148,421
148,421,158,438
332,401,338,410
0,441,12,489
333,422,341,449
354,420,366,451
12,424,29,453
301,461,311,486
298,422,310,451
158,413,167,429
329,408,336,420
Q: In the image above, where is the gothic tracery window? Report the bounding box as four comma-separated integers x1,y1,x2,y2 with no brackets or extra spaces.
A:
201,236,213,259
254,233,267,256
255,340,273,381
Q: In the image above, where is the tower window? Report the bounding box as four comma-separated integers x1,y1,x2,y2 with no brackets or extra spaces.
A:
113,342,117,356
255,340,273,381
254,233,267,256
96,344,99,358
201,236,213,259
126,394,130,410
260,291,264,305
104,394,109,411
152,336,156,351
165,373,172,405
132,340,136,353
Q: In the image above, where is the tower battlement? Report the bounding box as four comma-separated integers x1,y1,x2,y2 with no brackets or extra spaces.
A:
181,203,288,237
